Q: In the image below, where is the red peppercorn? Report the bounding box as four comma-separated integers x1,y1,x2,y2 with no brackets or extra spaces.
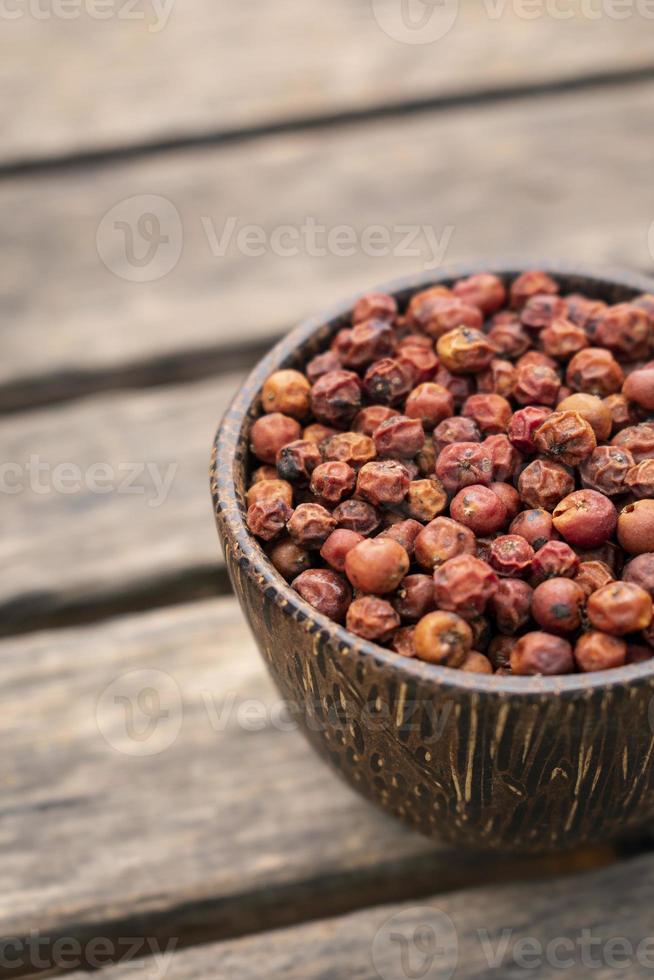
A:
520,294,566,329
332,498,381,536
433,416,481,453
462,393,512,435
487,315,531,359
404,383,454,430
337,319,397,370
489,578,533,634
268,537,312,580
483,434,521,482
262,369,311,419
618,500,654,555
392,574,436,621
518,459,575,512
414,516,476,571
356,459,411,507
363,358,414,406
309,461,355,505
433,555,499,618
511,632,574,675
320,528,364,572
513,362,561,407
557,393,612,442
603,394,635,434
625,459,654,499
587,581,653,635
437,326,497,374
566,294,606,329
531,577,585,634
574,631,627,672
436,442,493,493
509,508,555,551
566,348,624,397
434,364,474,408
623,368,654,411
344,537,410,594
246,497,294,541
405,477,448,522
579,446,633,498
476,359,516,399
533,411,597,466
612,423,654,463
540,317,589,360
591,303,651,360
574,560,614,598
450,485,508,535
352,291,397,324
276,439,322,483
373,415,425,458
552,490,617,549
292,569,352,623
321,431,376,469
414,610,473,666
306,350,342,384
287,502,336,548
510,271,559,310
303,422,338,446
352,405,397,437
391,626,418,657
246,478,294,510
489,535,534,577
622,553,654,599
310,370,362,427
378,519,423,559
250,413,302,463
396,344,439,385
346,596,400,641
408,293,483,338
508,407,552,455
531,540,580,582
453,272,506,314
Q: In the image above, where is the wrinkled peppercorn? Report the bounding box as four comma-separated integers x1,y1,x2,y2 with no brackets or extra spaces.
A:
463,393,512,435
414,610,473,666
587,581,653,635
453,272,506,314
409,293,483,338
574,560,614,597
612,423,654,463
356,459,411,507
518,459,575,512
489,578,533,634
392,574,436,621
511,632,574,675
310,461,356,504
592,303,651,360
533,411,596,466
405,383,454,430
567,348,624,397
378,518,423,559
511,270,559,309
557,392,612,442
292,569,352,623
413,516,476,571
311,370,362,427
346,595,400,640
337,319,397,370
579,445,633,497
513,362,561,407
353,291,397,325
625,459,654,499
508,407,552,455
306,350,342,384
373,415,425,458
332,498,381,536
287,502,336,548
487,314,531,358
246,478,294,509
405,478,448,523
489,534,534,577
276,439,322,483
509,508,555,551
250,412,302,463
531,540,580,582
433,555,499,618
363,358,414,405
521,294,567,330
437,326,497,374
541,317,589,360
433,416,481,453
436,442,493,493
246,497,293,541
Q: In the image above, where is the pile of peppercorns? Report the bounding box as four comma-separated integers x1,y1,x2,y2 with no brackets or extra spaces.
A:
244,270,654,676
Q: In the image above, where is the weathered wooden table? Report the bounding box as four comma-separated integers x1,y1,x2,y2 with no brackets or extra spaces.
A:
2,5,654,976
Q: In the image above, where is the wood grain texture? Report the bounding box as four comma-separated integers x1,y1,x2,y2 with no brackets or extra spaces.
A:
63,852,654,979
0,376,242,633
1,1,652,164
0,597,604,972
2,83,654,404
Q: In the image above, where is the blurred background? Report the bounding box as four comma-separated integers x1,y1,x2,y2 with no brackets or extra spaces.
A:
1,2,654,976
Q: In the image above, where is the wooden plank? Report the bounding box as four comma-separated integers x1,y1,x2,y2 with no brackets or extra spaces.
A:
0,375,242,634
0,598,610,974
1,2,652,165
1,83,654,405
64,852,654,979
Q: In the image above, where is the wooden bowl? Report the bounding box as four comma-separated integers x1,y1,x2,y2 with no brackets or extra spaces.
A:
211,262,654,853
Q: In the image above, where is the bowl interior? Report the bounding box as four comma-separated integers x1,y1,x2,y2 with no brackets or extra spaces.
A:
213,261,654,697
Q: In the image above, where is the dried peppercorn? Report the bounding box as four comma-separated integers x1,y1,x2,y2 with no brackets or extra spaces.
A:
462,393,512,435
591,303,651,360
250,413,302,463
552,490,617,549
622,553,654,599
510,270,559,309
414,516,476,570
373,415,425,458
511,632,574,675
476,359,516,400
556,393,612,442
337,319,397,370
332,498,381,536
396,344,439,385
433,416,481,453
574,560,614,598
268,537,312,580
320,529,364,572
346,595,400,641
434,364,475,407
405,478,448,522
408,293,483,338
587,581,653,635
363,358,414,405
531,540,580,582
566,348,624,396
310,461,356,505
508,407,552,455
453,272,506,314
518,459,575,512
414,610,473,666
521,294,567,330
352,291,397,324
344,537,410,594
489,578,533,634
487,314,531,358
579,445,633,497
311,370,362,427
436,442,493,493
391,625,418,657
321,431,376,468
622,368,654,411
378,519,423,559
287,502,336,548
433,555,499,618
617,499,654,555
392,574,436,621
489,535,534,577
356,459,411,507
509,508,555,551
450,485,508,535
276,440,322,483
513,362,561,407
437,326,497,374
533,411,596,466
531,577,585,634
566,293,606,329
612,423,654,463
250,464,278,484
352,405,397,436
306,350,342,384
405,383,454,430
292,569,352,623
540,317,589,360
246,478,294,509
624,459,654,499
303,422,338,446
262,369,311,419
246,498,294,541
574,631,627,672
603,393,635,434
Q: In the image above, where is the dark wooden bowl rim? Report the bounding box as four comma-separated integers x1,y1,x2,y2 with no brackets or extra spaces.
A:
213,260,654,697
